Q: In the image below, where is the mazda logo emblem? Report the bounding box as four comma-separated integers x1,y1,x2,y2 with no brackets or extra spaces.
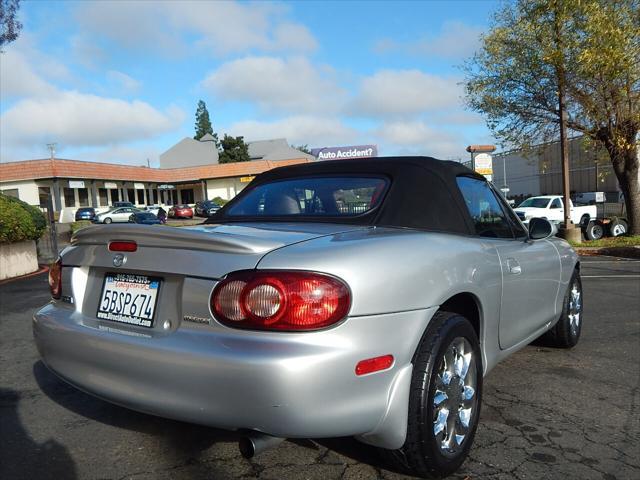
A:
112,254,126,267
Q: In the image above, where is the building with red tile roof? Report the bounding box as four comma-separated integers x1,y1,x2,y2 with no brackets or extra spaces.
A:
0,156,310,215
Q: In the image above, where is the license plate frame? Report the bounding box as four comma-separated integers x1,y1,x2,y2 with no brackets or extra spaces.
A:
96,273,162,328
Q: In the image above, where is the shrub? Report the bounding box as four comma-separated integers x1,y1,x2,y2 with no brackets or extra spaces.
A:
0,193,48,244
70,221,92,235
212,196,229,206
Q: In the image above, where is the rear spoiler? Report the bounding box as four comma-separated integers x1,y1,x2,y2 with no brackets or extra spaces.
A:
72,224,282,255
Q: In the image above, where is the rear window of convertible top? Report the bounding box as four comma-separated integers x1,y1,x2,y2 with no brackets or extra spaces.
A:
225,176,389,217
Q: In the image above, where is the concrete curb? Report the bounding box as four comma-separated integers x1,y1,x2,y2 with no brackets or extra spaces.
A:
0,265,49,285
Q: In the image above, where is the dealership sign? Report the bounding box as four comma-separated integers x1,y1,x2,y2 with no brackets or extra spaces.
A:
68,180,85,189
311,145,378,161
474,153,493,181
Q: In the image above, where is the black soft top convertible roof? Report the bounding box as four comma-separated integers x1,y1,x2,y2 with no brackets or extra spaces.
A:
210,156,487,235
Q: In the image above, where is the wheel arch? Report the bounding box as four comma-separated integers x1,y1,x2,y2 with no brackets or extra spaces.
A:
439,292,483,342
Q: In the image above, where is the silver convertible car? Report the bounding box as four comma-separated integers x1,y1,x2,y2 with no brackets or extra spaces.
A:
34,157,581,478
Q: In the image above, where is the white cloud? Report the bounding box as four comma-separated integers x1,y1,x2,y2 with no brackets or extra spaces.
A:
74,1,317,57
0,35,71,99
375,120,464,159
203,56,343,113
76,145,162,167
0,49,56,99
272,23,317,52
106,70,142,93
1,91,184,149
226,115,357,147
350,70,462,118
374,21,483,59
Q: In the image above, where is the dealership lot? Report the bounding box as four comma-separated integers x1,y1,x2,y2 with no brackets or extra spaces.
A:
1,256,638,480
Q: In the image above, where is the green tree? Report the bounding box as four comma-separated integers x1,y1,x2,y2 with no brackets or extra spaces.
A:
292,144,312,155
193,100,218,146
219,134,250,164
464,0,640,234
0,0,22,49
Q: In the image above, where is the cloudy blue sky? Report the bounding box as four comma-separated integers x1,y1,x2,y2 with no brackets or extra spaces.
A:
0,0,499,166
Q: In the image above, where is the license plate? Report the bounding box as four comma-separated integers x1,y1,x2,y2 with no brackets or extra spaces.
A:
97,273,161,327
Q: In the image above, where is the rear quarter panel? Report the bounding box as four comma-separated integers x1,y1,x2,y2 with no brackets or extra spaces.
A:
257,228,505,373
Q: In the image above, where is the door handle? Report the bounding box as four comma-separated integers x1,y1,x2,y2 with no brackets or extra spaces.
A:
506,258,522,275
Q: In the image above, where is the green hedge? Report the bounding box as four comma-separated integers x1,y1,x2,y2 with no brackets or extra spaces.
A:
0,193,48,244
212,196,229,206
70,220,92,235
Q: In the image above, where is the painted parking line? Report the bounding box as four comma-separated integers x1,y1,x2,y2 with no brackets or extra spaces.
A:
580,260,640,264
581,275,640,278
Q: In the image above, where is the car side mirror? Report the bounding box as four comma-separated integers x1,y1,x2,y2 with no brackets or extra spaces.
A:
528,217,555,240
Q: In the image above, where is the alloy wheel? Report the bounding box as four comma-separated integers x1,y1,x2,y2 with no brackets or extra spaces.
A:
432,336,477,456
568,279,582,337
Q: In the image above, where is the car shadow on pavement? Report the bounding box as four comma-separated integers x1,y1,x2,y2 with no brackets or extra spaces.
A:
0,387,78,480
33,360,401,476
32,361,242,454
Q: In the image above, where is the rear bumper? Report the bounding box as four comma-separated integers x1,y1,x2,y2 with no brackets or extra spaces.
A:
33,303,436,448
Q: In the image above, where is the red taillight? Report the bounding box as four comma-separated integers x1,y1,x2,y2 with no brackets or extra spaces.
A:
211,270,351,331
108,241,137,252
49,258,62,299
355,355,394,376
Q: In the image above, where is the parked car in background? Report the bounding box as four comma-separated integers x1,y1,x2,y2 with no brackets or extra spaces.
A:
168,204,193,219
93,207,140,224
194,200,222,217
143,205,162,216
74,207,96,221
36,157,581,479
112,201,135,208
514,195,596,226
128,211,161,225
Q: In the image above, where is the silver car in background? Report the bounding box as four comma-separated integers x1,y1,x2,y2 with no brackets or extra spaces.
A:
34,157,581,478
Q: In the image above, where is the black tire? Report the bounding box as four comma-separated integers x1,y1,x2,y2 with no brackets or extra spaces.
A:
103,217,112,224
382,311,483,478
608,218,628,237
579,214,590,228
548,270,582,348
584,220,604,240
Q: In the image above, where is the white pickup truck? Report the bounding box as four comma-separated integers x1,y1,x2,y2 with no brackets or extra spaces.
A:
514,195,596,226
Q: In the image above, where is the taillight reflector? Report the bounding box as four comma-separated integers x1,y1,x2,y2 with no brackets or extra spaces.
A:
49,258,62,300
355,355,394,376
108,241,137,252
211,270,350,331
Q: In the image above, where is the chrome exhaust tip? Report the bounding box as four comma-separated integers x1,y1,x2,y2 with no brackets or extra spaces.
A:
239,432,285,458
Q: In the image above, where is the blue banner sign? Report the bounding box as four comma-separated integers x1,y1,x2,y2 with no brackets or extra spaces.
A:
311,145,378,160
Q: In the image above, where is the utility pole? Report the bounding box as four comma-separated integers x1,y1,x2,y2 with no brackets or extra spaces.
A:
45,143,58,259
46,143,57,160
553,1,581,243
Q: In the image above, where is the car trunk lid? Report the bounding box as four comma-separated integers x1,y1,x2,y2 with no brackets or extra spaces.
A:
65,222,366,279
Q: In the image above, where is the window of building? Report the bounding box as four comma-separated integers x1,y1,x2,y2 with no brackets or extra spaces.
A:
38,187,51,208
180,189,194,204
127,189,135,204
78,188,89,206
137,189,145,205
99,188,108,206
63,187,76,208
2,188,19,199
110,189,119,203
153,189,158,204
456,176,514,239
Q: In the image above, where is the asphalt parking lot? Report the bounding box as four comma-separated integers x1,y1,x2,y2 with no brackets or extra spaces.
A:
1,256,638,480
